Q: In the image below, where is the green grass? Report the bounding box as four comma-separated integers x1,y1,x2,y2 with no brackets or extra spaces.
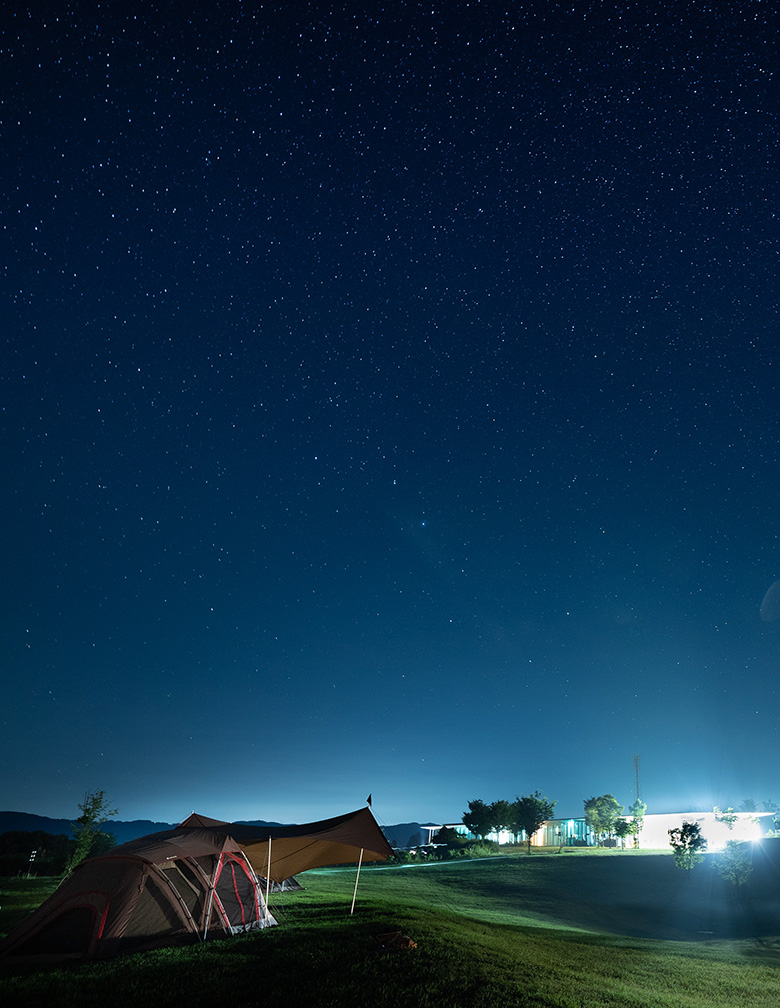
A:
2,848,779,1007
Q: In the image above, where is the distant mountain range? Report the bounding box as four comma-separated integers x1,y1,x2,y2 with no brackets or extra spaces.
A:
0,811,442,849
0,811,282,845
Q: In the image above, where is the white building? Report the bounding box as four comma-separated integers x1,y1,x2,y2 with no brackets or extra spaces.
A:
627,810,772,851
450,811,774,849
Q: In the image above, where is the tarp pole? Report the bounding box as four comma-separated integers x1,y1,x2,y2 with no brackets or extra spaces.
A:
350,848,364,916
265,836,272,912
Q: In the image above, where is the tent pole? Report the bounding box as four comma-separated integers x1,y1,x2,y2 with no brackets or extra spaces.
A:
350,848,364,916
265,836,272,912
203,853,220,940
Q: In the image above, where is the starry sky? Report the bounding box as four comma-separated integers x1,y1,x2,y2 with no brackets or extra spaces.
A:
2,1,778,828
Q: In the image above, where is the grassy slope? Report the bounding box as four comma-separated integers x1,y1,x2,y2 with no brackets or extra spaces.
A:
1,849,779,1007
354,847,780,940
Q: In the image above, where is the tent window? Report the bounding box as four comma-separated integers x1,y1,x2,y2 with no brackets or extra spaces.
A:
160,862,205,921
13,906,97,957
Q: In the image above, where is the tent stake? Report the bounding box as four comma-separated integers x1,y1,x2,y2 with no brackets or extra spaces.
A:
350,848,364,916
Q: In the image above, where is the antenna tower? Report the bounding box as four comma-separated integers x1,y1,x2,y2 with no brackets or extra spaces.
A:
633,754,641,802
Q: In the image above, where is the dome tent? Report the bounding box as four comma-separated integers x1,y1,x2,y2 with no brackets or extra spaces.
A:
0,826,275,964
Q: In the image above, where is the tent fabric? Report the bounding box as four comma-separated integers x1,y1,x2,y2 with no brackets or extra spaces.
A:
178,812,230,829
179,806,393,882
0,827,276,964
103,825,242,863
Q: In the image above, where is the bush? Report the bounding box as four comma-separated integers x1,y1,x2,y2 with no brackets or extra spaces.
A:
432,826,467,848
463,840,499,858
390,840,499,864
669,821,707,871
715,841,752,885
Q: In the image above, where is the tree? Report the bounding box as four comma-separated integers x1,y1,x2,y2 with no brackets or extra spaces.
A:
613,818,633,848
69,790,118,871
432,826,466,849
739,798,757,814
514,791,556,853
763,801,780,834
715,840,752,886
463,799,493,840
629,798,647,818
713,806,738,830
489,800,514,841
584,795,623,846
668,820,707,870
628,798,647,847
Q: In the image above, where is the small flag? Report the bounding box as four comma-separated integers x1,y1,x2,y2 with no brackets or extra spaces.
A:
366,794,372,807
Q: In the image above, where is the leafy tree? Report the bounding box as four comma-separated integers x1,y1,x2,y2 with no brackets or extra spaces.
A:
613,818,633,848
629,798,647,822
463,799,493,840
713,806,738,830
69,790,118,871
489,800,514,840
739,798,757,814
715,840,752,886
514,791,556,853
584,794,623,845
628,798,647,847
668,820,707,870
763,801,780,834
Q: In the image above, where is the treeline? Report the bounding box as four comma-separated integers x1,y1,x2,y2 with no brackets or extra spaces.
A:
0,828,120,876
583,795,646,845
0,830,73,875
463,791,556,851
464,793,648,848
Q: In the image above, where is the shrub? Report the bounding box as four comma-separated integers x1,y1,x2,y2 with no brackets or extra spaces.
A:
669,821,707,870
463,840,498,858
715,840,752,885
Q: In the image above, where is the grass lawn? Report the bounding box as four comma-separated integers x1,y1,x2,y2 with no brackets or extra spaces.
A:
1,845,779,1007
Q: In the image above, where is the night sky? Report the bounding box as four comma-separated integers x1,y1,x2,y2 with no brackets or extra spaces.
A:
3,2,778,828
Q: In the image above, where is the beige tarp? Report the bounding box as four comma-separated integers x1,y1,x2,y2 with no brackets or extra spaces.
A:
179,806,393,882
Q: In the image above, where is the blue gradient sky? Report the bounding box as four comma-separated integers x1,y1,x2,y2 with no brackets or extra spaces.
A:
2,1,778,827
